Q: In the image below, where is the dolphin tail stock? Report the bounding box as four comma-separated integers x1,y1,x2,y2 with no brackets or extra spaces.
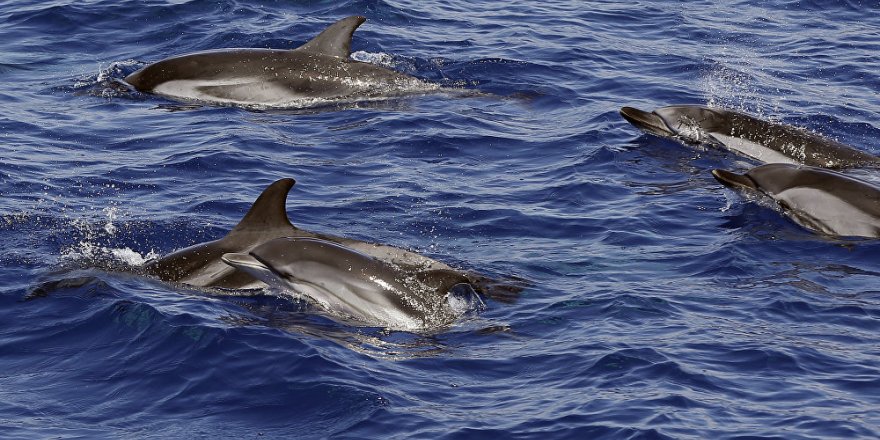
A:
711,169,758,191
226,178,298,238
295,15,367,59
619,106,674,137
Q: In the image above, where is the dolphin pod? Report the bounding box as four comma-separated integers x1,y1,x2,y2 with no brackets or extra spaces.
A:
125,16,438,108
712,164,880,238
222,237,482,330
620,105,880,169
52,17,880,328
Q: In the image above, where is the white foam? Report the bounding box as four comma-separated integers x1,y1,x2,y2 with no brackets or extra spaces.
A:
60,241,158,267
350,51,396,68
74,59,140,91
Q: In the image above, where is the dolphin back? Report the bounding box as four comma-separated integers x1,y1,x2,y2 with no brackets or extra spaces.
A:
719,112,880,168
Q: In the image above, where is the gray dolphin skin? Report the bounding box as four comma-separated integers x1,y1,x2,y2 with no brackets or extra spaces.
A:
620,105,880,169
143,178,495,293
124,16,437,108
221,237,476,330
712,163,880,238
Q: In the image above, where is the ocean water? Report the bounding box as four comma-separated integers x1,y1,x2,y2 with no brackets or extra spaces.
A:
2,0,879,438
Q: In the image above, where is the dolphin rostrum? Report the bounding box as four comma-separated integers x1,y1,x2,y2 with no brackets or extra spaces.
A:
124,16,439,108
712,163,880,238
222,237,480,330
620,105,880,169
142,178,510,297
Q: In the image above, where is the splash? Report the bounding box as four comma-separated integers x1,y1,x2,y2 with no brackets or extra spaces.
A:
351,51,396,68
674,116,717,144
397,269,485,331
698,34,789,118
701,60,764,115
71,59,140,99
445,284,486,316
103,206,118,235
58,204,158,269
59,241,158,267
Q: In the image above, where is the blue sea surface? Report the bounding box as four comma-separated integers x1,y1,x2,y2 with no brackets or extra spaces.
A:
2,1,879,438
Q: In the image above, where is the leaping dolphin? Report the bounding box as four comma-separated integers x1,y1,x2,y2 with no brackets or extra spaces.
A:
712,163,880,238
142,178,511,297
124,16,440,108
620,105,880,169
222,237,479,330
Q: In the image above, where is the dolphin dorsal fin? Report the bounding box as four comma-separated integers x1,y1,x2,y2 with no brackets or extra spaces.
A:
295,16,366,58
228,178,296,236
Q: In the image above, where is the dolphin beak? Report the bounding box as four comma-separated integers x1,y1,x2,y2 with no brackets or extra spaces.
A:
711,169,758,191
620,106,675,137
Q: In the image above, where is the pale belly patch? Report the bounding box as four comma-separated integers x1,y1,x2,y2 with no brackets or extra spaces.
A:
153,79,306,106
776,188,880,237
709,132,800,165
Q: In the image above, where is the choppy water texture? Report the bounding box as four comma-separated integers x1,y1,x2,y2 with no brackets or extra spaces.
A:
2,1,879,438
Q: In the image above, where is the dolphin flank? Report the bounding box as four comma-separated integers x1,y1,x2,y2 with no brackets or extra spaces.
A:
620,105,880,169
125,16,438,108
221,237,478,330
712,163,880,238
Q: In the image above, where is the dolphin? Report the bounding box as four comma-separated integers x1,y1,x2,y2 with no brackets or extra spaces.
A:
620,105,880,169
124,16,438,108
221,237,479,330
142,178,507,295
712,163,880,238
